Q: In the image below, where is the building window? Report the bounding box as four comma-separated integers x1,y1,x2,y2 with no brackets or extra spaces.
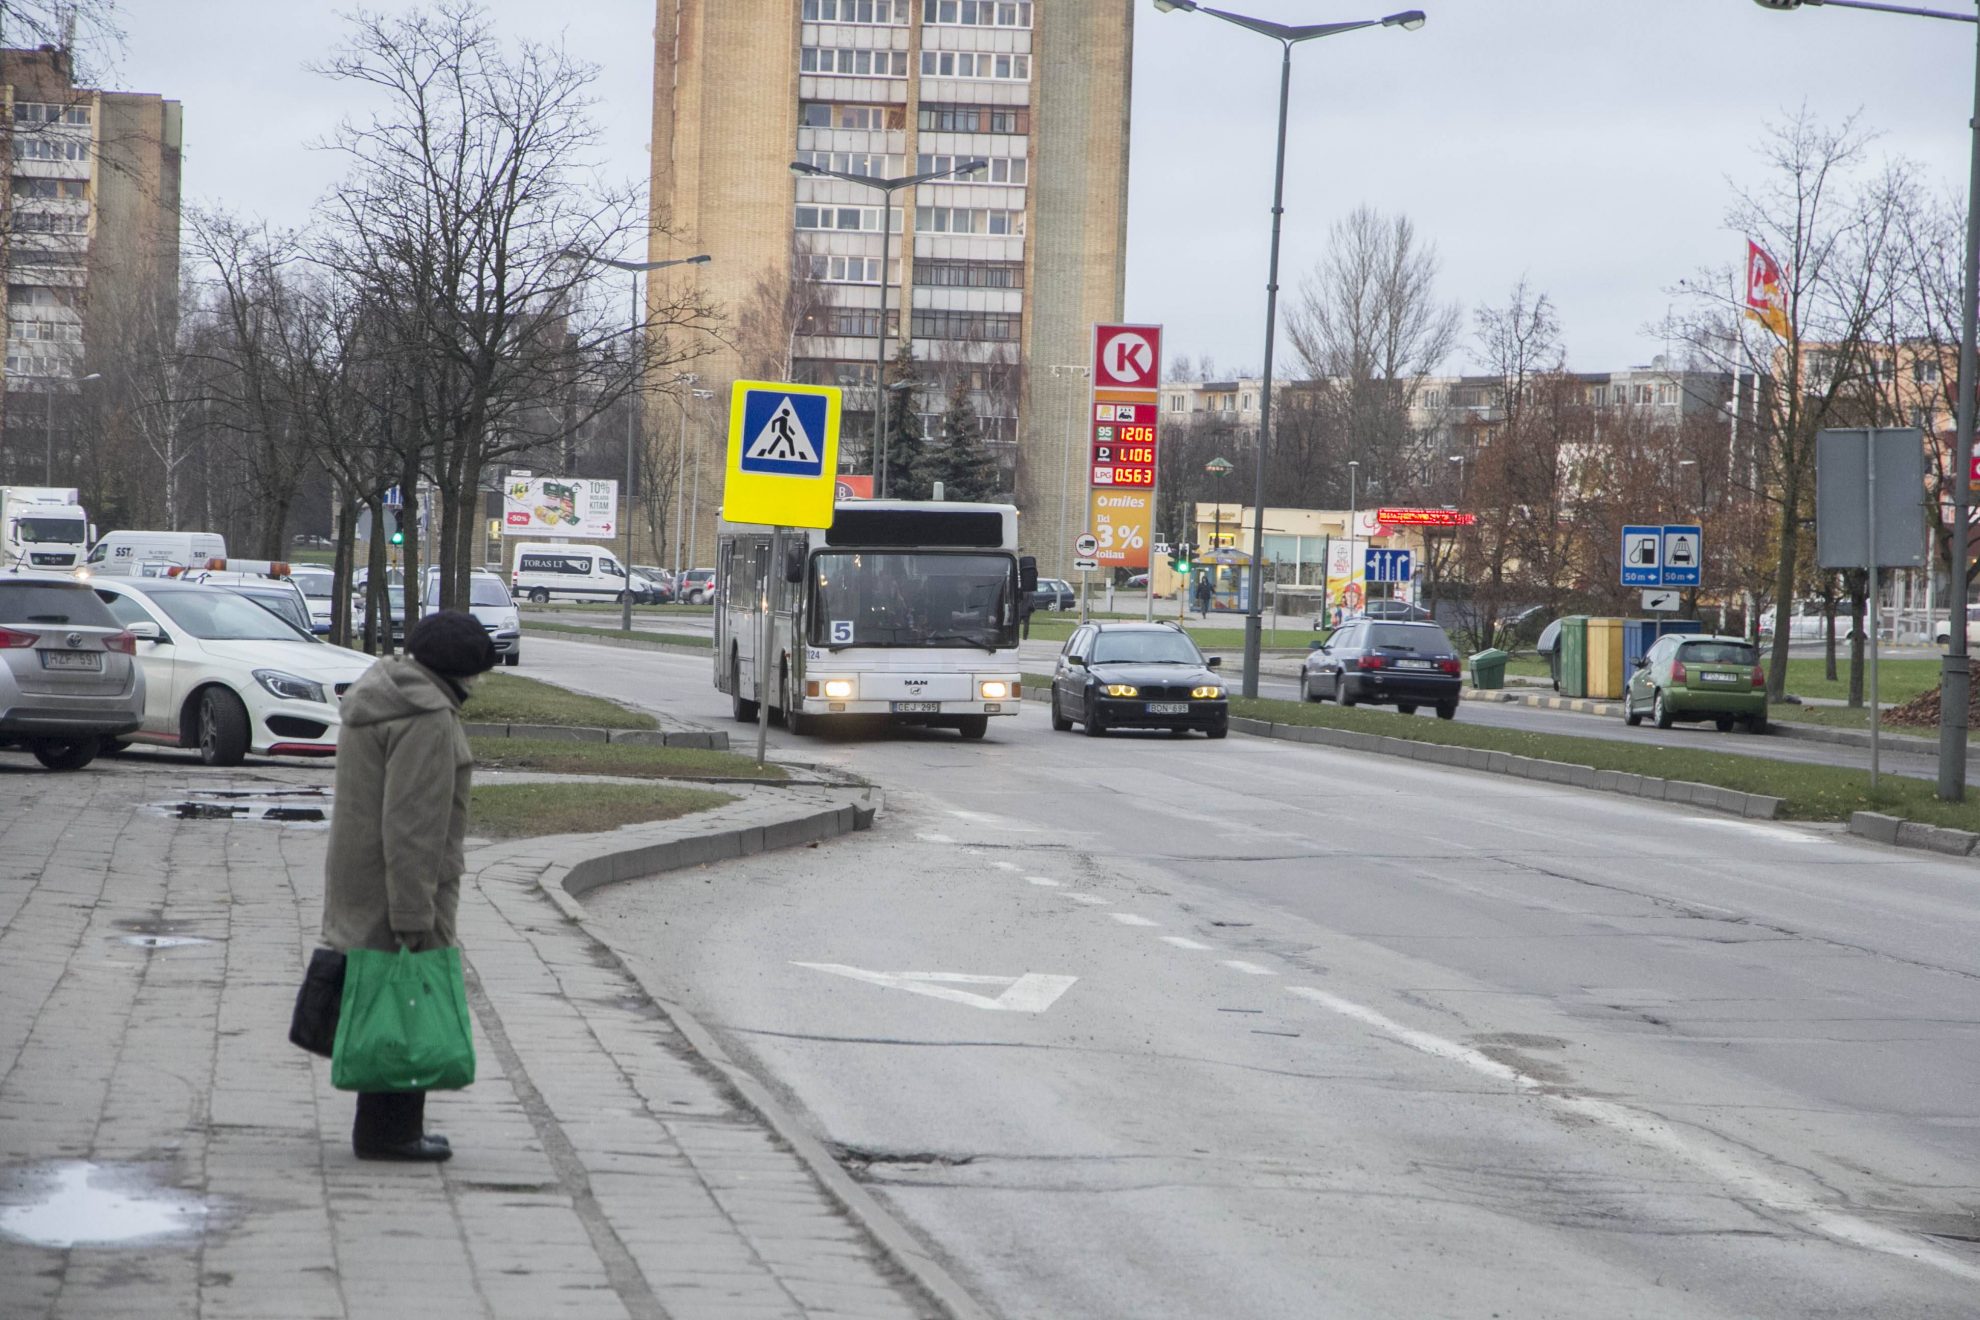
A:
795,204,901,233
12,101,89,125
801,47,910,77
1912,359,1941,385
11,137,89,162
10,178,85,200
914,206,1025,236
918,50,1030,80
915,260,1023,289
804,254,893,285
917,153,1025,184
802,308,887,339
799,102,907,131
795,149,902,178
909,309,1021,342
802,0,909,21
916,102,1029,134
922,0,1033,26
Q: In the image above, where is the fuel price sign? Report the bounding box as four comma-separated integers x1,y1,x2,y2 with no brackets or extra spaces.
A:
1091,404,1158,488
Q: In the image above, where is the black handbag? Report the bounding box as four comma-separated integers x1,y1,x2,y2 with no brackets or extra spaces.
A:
289,947,347,1057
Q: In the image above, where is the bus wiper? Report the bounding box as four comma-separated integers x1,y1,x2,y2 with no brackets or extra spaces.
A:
924,628,1002,651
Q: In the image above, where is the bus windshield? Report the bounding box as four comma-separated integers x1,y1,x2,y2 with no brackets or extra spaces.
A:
811,551,1016,649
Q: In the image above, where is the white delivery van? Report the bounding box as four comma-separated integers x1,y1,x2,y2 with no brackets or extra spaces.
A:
84,531,227,578
510,542,630,604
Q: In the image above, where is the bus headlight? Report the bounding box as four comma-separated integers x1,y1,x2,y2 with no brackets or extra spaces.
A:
979,680,1010,700
1104,684,1139,698
823,679,854,699
1192,685,1226,699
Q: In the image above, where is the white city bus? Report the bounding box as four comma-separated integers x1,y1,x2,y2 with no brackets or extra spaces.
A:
713,501,1035,739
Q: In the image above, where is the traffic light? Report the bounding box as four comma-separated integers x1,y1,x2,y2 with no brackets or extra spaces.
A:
389,528,404,546
1170,541,1192,574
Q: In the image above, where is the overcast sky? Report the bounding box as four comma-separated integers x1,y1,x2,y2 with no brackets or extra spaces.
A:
109,0,1971,379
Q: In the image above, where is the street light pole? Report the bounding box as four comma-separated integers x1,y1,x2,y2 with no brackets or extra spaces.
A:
1150,1,1425,696
790,158,988,497
556,250,711,630
1751,0,1979,799
44,371,100,484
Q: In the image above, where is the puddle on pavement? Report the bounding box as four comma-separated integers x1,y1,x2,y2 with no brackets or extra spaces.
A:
149,785,331,827
0,1161,208,1248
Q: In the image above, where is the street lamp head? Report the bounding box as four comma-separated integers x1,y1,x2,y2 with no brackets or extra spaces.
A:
1751,0,1813,9
685,254,712,264
789,160,823,177
959,158,990,177
79,372,101,382
1152,0,1198,11
1382,10,1427,29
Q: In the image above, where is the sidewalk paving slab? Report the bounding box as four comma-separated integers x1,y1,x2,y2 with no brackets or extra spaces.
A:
0,759,948,1320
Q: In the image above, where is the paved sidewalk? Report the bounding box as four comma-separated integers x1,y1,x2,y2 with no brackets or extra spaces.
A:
0,758,937,1320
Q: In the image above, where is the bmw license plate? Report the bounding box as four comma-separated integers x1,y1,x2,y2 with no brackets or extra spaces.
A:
39,650,100,670
1146,701,1189,715
1698,672,1739,684
892,701,940,713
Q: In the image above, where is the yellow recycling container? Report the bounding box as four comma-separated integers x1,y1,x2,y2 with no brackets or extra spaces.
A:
1585,617,1625,699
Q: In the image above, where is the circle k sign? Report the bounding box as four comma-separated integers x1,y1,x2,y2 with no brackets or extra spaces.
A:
1093,323,1163,391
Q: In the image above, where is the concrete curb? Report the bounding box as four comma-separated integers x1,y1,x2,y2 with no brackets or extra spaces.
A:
1220,714,1782,819
1846,809,1980,857
1467,688,1626,717
464,720,729,751
499,786,992,1320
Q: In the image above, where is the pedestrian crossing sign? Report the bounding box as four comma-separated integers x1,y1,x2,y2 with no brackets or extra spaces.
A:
723,380,841,529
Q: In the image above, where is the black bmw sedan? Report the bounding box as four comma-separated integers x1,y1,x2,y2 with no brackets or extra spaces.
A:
1050,622,1229,738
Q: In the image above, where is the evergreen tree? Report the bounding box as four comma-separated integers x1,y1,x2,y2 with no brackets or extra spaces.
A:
917,377,1000,502
881,343,929,499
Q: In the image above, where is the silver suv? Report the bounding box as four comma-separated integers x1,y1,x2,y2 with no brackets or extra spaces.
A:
0,577,145,769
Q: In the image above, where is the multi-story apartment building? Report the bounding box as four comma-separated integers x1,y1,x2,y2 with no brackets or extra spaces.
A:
650,0,1132,571
0,43,181,483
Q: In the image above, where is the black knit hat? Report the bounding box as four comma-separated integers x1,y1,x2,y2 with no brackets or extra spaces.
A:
408,610,499,678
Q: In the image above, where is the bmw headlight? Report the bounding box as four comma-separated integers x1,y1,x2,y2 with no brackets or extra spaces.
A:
1192,685,1226,700
254,669,326,704
1104,684,1139,698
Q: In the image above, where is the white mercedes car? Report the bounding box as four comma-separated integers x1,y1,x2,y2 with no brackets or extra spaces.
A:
90,578,376,766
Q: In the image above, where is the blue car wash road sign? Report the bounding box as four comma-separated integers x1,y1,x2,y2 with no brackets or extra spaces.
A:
723,380,842,530
1660,524,1702,587
1364,547,1414,583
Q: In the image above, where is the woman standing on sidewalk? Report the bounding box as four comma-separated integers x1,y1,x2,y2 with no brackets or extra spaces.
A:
321,611,497,1162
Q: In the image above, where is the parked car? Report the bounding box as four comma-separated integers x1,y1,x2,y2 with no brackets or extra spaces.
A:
180,568,316,638
678,567,716,604
1757,600,1861,642
627,569,669,605
423,567,522,667
1050,621,1228,738
286,566,338,635
1126,571,1150,589
1030,578,1076,612
0,577,143,770
353,585,410,650
511,542,634,604
1932,604,1980,647
1624,633,1767,733
1302,618,1463,718
90,578,374,765
634,565,677,604
1313,598,1434,630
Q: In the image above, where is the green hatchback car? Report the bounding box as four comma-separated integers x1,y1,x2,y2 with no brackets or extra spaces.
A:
1624,633,1767,733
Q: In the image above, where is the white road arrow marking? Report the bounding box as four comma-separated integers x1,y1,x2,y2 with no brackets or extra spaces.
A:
793,964,1078,1013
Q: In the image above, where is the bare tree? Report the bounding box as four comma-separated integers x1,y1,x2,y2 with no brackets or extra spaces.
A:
314,2,718,612
1285,206,1460,505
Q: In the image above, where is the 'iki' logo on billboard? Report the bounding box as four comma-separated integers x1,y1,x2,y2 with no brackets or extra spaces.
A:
740,395,826,477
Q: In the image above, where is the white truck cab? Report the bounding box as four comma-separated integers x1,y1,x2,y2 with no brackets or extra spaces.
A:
1,486,91,572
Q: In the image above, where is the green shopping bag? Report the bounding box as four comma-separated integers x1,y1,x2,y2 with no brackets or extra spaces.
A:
330,947,477,1092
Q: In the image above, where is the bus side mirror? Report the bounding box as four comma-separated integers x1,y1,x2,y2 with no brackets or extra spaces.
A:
784,544,805,584
1019,555,1039,593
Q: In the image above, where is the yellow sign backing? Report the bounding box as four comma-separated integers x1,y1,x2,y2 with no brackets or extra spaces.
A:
722,380,842,529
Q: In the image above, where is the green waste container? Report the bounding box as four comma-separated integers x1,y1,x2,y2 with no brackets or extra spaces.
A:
1469,648,1509,689
1558,616,1590,698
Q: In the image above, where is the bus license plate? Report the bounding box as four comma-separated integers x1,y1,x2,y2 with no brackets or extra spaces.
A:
892,701,940,713
40,651,101,670
1146,701,1189,715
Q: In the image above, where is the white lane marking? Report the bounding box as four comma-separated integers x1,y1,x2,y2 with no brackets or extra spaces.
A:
949,809,1006,825
1025,876,1061,887
1160,936,1212,951
793,964,1079,1013
991,861,1023,872
1063,894,1108,905
918,832,957,844
1222,960,1277,976
1283,985,1980,1284
1683,818,1820,844
1108,913,1159,927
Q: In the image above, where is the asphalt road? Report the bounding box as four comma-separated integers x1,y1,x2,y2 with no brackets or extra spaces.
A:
531,635,1980,1319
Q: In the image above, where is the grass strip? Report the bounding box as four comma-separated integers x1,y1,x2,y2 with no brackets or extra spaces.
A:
463,672,657,730
527,620,713,648
470,781,734,839
471,736,785,781
1219,692,1980,830
1781,656,1938,705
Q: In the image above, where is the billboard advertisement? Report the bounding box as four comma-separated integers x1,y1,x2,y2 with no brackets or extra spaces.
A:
502,477,620,539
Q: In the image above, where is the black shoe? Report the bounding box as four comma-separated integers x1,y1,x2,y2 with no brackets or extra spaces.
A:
355,1135,453,1162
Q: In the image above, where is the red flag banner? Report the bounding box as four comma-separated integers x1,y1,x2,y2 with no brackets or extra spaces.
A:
1744,239,1789,338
